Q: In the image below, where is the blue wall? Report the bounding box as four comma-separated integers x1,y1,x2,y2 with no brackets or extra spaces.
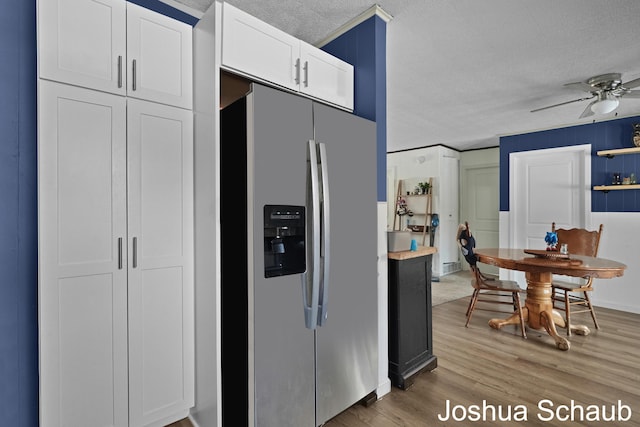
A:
322,15,387,202
1,0,38,425
130,0,198,25
500,115,640,212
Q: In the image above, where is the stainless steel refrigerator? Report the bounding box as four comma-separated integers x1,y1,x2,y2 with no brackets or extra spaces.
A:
220,83,378,427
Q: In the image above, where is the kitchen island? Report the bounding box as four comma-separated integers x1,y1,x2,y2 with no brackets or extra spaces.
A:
387,246,438,389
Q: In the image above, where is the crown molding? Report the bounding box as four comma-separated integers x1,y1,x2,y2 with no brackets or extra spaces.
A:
315,4,393,48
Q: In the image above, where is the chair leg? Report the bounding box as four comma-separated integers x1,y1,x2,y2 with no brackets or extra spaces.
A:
514,293,527,339
583,291,600,330
564,291,571,337
465,289,477,317
465,290,480,327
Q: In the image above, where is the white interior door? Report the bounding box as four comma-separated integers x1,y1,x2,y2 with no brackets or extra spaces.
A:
463,165,499,274
509,145,591,282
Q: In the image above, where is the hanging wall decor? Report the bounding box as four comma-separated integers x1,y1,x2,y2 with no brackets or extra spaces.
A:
633,123,640,147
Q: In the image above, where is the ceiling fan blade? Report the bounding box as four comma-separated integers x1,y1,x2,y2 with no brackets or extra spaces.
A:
622,90,640,98
622,77,640,89
564,81,595,92
579,100,596,118
530,95,595,113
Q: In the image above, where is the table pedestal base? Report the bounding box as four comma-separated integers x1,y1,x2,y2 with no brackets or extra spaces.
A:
488,271,590,351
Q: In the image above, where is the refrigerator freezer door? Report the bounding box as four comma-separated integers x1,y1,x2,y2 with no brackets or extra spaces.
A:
222,82,378,427
312,102,379,424
249,85,316,427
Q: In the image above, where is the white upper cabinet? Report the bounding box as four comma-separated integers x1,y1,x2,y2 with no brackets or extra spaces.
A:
38,0,127,95
299,40,354,111
38,0,192,109
221,2,354,110
221,2,299,92
126,3,193,109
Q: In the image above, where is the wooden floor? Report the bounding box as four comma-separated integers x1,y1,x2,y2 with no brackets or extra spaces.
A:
326,297,640,427
170,296,640,426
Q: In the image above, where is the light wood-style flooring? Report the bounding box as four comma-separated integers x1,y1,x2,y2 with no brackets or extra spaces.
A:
170,295,640,426
326,297,640,426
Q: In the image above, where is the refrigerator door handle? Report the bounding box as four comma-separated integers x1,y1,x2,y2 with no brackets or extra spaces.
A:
303,140,321,329
317,142,330,326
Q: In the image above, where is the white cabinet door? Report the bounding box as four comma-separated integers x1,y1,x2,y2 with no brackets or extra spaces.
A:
38,81,129,427
221,2,299,92
38,0,127,95
38,0,192,109
126,2,193,109
299,41,354,110
126,99,194,427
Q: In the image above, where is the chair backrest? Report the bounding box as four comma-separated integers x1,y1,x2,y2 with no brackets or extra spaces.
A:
551,222,603,257
457,221,477,268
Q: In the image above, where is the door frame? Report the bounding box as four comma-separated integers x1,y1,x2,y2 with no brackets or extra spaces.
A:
507,144,592,282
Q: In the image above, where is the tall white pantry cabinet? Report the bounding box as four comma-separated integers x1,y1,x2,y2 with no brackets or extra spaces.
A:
37,1,194,427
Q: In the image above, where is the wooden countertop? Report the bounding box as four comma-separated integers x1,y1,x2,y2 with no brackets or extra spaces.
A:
388,246,438,260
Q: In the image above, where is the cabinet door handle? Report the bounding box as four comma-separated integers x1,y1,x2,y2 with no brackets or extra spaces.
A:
303,61,309,87
132,237,138,268
295,58,300,85
132,59,137,91
118,237,123,269
117,56,122,88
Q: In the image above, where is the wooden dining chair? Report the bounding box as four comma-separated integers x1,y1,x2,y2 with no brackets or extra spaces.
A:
550,222,603,336
457,222,527,339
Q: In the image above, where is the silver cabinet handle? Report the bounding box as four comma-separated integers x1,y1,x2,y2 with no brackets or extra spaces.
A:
132,237,138,268
303,61,309,87
295,58,300,85
117,56,122,88
118,237,123,269
132,59,137,91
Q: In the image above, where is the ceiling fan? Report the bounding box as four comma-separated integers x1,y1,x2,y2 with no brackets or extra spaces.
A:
531,72,640,118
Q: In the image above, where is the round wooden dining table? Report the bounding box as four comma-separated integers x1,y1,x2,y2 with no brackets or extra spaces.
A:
473,248,626,351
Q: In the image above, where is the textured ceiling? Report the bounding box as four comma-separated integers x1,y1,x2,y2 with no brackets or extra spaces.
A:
168,0,640,152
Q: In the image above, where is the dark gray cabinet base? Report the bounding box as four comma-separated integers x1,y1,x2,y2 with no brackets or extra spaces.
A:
388,252,438,389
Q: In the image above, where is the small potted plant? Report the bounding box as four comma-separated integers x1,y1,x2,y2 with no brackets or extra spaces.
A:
418,181,430,194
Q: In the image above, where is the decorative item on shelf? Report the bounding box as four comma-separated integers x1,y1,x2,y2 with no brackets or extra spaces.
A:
612,172,622,185
623,176,631,185
396,196,413,217
418,181,430,195
545,231,558,251
633,123,640,147
631,173,637,184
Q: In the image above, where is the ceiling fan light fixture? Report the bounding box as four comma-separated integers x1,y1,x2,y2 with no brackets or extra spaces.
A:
591,94,619,114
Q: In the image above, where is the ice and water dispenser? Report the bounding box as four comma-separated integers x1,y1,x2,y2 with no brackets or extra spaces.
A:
264,205,306,278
